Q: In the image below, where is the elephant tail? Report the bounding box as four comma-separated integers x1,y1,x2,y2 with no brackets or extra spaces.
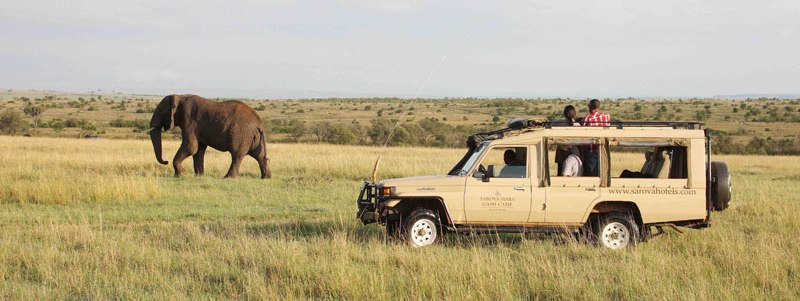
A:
257,127,268,160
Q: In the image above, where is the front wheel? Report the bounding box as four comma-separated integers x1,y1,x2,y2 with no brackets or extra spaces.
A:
403,208,442,247
593,212,640,250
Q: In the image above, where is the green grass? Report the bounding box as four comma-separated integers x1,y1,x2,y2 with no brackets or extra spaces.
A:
0,135,799,300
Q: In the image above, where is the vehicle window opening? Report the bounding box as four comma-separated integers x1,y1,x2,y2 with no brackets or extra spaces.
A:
612,145,688,179
477,147,527,179
547,140,602,178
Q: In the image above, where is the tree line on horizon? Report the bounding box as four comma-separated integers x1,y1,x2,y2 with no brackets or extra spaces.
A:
2,96,800,155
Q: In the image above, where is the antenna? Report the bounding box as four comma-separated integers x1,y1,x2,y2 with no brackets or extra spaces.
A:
369,31,472,183
371,155,381,183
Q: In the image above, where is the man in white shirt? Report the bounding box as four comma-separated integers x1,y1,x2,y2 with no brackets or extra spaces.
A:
561,146,583,177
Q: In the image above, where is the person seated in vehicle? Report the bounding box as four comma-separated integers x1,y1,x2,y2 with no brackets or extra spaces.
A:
555,144,570,174
560,146,583,177
503,149,522,166
498,149,526,178
555,106,581,173
620,151,654,178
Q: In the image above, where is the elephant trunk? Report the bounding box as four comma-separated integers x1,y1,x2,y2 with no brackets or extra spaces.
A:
148,105,169,166
150,130,169,165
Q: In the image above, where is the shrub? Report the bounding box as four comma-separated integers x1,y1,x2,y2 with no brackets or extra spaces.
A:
0,109,30,135
109,118,149,130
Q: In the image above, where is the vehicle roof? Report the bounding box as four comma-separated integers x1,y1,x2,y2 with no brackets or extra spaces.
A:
491,126,706,145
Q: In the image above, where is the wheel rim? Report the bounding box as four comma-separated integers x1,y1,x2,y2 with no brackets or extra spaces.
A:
410,219,437,247
601,222,630,250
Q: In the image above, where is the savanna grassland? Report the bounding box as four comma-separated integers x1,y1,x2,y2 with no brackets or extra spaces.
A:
1,136,799,300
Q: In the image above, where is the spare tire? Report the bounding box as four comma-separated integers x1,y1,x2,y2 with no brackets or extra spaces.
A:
710,161,731,211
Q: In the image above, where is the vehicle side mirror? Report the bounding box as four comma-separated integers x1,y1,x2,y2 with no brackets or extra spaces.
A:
473,171,490,182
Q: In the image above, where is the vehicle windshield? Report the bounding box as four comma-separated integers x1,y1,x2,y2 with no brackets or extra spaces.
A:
451,141,489,176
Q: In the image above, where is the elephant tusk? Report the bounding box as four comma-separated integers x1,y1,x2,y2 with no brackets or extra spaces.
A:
145,127,156,134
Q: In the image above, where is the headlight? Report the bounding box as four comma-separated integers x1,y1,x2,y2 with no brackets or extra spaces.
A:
380,186,396,197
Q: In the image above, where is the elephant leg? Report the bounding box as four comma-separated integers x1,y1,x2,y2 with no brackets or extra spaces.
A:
172,150,191,177
193,144,207,176
224,152,246,178
173,138,197,177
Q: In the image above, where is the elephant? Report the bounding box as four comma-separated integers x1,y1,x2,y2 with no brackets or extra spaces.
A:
147,94,271,179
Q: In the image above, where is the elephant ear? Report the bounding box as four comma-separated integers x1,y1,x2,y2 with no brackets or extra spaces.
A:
169,95,181,130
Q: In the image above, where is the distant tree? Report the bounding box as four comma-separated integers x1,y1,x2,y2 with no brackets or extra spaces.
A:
81,121,97,131
50,120,65,131
328,124,357,144
23,103,44,133
0,109,30,135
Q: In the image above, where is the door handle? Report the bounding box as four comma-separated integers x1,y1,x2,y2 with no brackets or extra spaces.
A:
514,187,525,191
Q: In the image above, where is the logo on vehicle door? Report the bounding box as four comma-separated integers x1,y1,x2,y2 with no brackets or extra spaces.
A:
480,191,514,208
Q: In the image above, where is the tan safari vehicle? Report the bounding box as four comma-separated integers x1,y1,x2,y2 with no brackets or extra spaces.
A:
357,119,732,249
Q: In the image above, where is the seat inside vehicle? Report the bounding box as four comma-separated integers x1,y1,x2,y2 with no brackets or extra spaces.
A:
654,149,672,178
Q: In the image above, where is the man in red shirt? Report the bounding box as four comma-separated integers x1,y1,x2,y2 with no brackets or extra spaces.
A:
583,99,610,126
582,99,610,176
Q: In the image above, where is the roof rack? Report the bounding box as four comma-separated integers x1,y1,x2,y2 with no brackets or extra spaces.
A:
471,119,703,141
472,118,548,141
544,121,703,130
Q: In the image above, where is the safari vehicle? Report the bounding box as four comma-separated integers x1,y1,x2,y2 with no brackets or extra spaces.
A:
356,119,732,249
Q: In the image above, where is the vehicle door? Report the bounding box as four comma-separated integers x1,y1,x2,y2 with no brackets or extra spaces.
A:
464,145,533,224
544,137,602,225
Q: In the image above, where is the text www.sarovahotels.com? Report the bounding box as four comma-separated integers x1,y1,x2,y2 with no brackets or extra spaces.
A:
607,188,697,195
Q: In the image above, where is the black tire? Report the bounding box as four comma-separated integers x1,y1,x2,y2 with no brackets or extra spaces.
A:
402,208,442,247
710,161,732,211
593,212,640,250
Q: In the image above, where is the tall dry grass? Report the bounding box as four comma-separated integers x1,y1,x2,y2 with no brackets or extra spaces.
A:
0,136,798,300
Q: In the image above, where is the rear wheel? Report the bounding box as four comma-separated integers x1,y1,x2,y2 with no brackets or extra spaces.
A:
403,208,441,247
710,161,732,211
593,212,640,250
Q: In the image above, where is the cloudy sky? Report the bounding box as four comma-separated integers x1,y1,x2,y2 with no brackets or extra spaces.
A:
1,0,799,98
